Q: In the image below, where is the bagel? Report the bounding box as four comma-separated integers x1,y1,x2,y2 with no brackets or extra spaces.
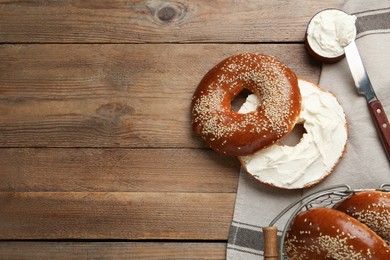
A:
239,79,347,189
284,208,390,259
335,190,390,244
191,53,301,156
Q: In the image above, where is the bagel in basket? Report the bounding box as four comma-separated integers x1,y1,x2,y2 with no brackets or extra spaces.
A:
334,190,390,244
284,207,390,259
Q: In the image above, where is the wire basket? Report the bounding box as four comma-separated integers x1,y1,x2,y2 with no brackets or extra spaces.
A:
262,183,390,260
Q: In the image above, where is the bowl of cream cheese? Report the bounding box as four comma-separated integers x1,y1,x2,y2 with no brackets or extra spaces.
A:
305,9,357,63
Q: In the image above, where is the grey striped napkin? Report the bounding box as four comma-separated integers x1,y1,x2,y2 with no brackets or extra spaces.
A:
227,0,390,259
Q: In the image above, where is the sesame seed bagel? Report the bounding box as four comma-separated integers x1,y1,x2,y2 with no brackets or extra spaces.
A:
284,208,390,259
334,191,390,244
191,53,301,156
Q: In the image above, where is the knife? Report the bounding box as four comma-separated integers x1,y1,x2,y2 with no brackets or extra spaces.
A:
344,40,390,161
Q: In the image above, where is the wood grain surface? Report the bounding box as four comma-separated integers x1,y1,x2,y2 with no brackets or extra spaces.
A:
0,242,226,260
0,44,319,148
0,148,240,192
0,0,344,43
0,192,235,239
0,0,347,258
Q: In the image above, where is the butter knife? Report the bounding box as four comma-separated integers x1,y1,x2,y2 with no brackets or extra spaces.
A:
344,41,390,160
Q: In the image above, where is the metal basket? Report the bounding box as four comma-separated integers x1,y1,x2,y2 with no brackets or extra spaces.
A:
262,183,390,260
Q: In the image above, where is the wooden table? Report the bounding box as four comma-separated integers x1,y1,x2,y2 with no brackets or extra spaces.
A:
0,0,346,258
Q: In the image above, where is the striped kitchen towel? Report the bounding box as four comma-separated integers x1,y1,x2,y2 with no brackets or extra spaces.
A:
227,0,390,259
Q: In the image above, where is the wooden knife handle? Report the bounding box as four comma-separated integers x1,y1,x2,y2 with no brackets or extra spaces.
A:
263,226,278,259
368,100,390,161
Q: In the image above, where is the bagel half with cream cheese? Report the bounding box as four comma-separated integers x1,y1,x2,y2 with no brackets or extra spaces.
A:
239,79,348,189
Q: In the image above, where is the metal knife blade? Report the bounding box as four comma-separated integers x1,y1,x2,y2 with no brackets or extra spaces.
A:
344,41,377,102
344,40,390,161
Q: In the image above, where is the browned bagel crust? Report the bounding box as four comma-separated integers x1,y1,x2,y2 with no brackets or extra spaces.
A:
191,53,301,156
284,208,390,259
334,191,390,244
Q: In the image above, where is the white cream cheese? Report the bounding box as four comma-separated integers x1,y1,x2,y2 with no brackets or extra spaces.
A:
307,9,357,58
239,79,347,189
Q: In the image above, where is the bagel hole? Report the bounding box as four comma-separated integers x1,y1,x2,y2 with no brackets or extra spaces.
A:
279,123,306,146
231,88,254,112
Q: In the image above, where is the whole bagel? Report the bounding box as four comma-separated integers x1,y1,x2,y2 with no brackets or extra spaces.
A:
284,208,390,259
335,190,390,244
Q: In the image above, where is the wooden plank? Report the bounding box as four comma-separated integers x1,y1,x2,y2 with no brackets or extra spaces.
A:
0,148,240,192
0,43,321,147
0,192,235,240
0,242,226,259
0,0,345,43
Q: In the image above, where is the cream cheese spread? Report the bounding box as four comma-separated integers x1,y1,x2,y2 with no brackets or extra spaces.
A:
307,9,357,58
238,79,347,189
